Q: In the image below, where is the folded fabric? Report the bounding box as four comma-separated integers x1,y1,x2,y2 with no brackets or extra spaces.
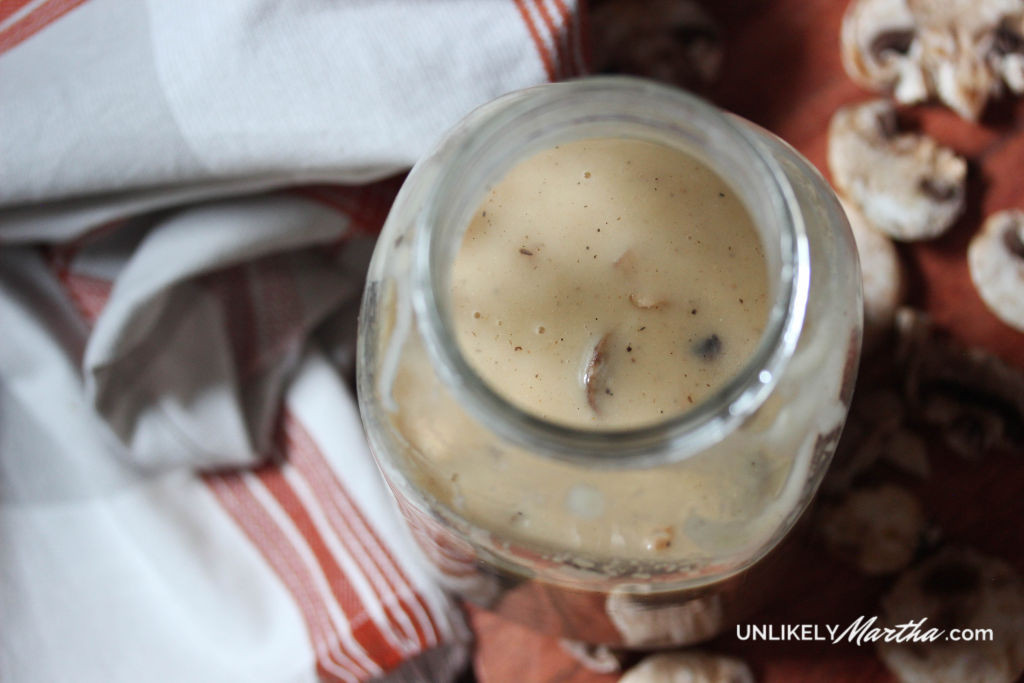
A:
0,1,587,681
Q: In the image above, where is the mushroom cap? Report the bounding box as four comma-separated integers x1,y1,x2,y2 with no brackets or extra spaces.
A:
842,0,1024,119
619,652,754,683
842,0,928,102
968,209,1024,332
606,590,725,648
818,483,925,575
879,547,1024,683
893,307,1024,457
839,196,905,349
828,99,966,241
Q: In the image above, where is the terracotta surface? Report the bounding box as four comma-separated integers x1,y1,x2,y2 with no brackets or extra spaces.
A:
471,1,1024,681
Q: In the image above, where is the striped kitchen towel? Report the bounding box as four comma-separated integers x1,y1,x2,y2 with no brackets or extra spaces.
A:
0,2,587,681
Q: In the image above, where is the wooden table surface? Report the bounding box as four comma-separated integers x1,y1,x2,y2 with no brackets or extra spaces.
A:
471,1,1024,680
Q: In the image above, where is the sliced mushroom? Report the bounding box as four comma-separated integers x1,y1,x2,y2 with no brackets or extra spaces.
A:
818,483,926,575
879,428,931,478
628,292,667,310
558,640,625,674
968,209,1024,332
606,591,725,648
643,525,676,552
842,0,927,103
828,100,966,241
993,15,1024,92
591,0,722,88
894,308,1024,458
878,547,1024,683
824,386,931,493
839,197,905,349
583,332,614,412
619,652,754,683
919,392,1008,459
842,0,1024,120
850,424,931,482
616,249,669,310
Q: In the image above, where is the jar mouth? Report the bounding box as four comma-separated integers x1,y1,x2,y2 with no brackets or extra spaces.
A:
412,76,810,468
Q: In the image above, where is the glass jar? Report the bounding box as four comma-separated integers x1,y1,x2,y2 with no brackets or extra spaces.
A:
356,76,862,647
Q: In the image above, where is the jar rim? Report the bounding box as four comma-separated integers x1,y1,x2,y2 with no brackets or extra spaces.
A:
412,76,810,468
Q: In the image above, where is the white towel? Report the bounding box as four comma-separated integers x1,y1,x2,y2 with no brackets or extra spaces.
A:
0,1,587,680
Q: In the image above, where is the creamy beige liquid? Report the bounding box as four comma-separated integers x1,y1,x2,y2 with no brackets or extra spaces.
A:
388,138,786,562
451,138,768,429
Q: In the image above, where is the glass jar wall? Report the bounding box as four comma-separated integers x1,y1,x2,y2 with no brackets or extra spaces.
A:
356,77,862,646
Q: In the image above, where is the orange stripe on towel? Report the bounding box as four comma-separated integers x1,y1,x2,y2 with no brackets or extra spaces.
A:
0,0,90,56
283,414,444,652
206,470,369,682
512,0,555,82
0,0,37,26
532,0,566,80
204,411,449,681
